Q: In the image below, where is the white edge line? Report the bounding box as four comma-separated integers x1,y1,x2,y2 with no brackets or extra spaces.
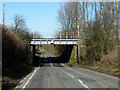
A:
15,77,25,88
21,67,39,90
20,80,23,84
15,86,18,88
15,72,32,88
61,63,65,67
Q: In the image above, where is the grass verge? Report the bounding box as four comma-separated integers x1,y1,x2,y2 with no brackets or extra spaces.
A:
69,48,119,77
69,56,77,66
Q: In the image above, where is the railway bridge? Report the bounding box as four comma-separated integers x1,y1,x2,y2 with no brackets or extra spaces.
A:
29,26,82,65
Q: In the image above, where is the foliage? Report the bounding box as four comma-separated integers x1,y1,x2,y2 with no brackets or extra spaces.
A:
69,56,77,66
2,24,34,89
10,15,32,42
2,25,33,66
84,21,104,61
57,2,119,63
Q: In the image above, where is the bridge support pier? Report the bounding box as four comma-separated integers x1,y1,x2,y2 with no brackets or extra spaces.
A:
72,46,77,59
77,45,80,64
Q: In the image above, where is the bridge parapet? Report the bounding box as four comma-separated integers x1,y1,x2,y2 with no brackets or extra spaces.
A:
31,31,80,39
29,31,84,45
29,39,84,45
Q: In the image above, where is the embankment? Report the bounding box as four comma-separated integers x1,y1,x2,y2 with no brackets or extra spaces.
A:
2,25,33,90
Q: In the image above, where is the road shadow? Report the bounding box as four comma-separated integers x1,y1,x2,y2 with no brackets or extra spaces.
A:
34,56,69,66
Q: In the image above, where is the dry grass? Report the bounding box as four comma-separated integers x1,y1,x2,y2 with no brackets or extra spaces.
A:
73,47,119,77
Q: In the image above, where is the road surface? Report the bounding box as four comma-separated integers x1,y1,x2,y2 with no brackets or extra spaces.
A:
15,52,119,90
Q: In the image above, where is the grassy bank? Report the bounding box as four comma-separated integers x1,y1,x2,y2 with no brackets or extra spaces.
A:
69,56,77,66
69,47,119,77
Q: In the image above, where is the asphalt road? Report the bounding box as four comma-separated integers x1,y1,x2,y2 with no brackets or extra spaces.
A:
15,53,119,90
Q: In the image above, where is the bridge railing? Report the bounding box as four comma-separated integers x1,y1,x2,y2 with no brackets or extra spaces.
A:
31,31,79,40
55,32,78,39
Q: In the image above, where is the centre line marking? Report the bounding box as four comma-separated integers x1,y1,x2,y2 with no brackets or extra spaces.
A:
67,73,74,78
58,68,90,90
78,79,91,90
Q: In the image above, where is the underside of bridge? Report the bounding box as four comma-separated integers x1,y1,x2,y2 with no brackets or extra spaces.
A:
31,44,78,66
29,34,82,66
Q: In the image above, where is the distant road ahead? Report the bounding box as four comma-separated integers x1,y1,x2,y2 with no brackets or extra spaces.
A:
15,53,119,90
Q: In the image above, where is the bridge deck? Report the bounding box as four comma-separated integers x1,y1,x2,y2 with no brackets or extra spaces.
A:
30,39,80,45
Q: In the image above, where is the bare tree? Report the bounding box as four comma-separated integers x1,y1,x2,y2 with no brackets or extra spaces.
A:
86,2,88,24
115,2,118,40
11,15,32,42
83,2,85,31
14,15,25,33
57,2,118,62
112,2,115,40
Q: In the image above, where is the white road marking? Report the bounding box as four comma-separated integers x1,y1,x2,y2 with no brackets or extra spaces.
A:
50,63,54,67
78,79,91,90
61,63,65,67
58,68,90,89
21,67,39,90
20,80,23,84
15,86,18,88
15,74,29,89
40,54,42,57
61,63,69,67
67,73,74,78
15,73,30,89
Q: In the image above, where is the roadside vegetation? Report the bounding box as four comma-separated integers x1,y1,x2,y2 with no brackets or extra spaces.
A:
56,2,119,77
69,56,77,66
69,47,119,77
2,15,38,90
